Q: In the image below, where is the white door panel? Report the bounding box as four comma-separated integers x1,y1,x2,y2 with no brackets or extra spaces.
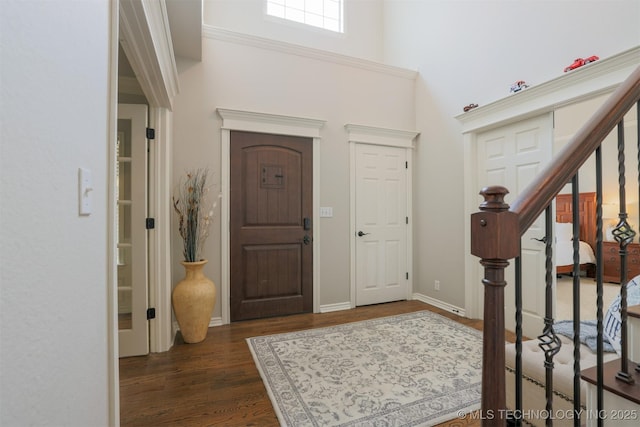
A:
117,104,149,358
355,144,408,306
477,113,553,338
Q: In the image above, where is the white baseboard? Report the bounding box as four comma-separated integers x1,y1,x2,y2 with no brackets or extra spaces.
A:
319,301,352,313
412,293,466,317
209,316,223,327
320,297,467,317
319,298,466,316
170,299,464,341
171,316,223,338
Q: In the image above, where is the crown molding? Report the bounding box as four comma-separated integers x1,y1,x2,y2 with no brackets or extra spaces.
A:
345,124,419,149
455,45,640,133
202,25,418,81
119,0,179,109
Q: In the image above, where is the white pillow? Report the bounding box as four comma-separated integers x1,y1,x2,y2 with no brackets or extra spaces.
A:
555,222,573,242
603,275,640,356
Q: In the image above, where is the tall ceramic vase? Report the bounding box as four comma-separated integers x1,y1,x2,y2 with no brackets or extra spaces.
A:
172,260,216,343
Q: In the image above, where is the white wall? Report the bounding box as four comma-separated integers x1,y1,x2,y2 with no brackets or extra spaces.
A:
172,34,416,309
0,1,112,425
203,0,384,61
382,0,640,308
191,0,639,312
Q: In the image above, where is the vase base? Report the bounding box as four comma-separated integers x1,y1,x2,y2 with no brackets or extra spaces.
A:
172,260,216,344
179,330,208,344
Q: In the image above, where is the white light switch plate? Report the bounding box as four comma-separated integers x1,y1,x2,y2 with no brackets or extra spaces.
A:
320,207,333,217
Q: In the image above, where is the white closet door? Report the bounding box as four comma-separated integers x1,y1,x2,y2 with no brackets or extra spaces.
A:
355,143,409,306
476,113,553,339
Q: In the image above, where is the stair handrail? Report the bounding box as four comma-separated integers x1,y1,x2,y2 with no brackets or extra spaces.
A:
471,65,640,426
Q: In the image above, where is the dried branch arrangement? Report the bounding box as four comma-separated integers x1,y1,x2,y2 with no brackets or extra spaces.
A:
172,168,217,262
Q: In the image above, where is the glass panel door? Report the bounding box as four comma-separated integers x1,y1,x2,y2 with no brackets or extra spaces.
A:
117,104,149,357
117,123,133,330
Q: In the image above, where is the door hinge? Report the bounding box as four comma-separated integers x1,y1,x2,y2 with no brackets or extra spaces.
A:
405,161,408,169
406,272,409,280
147,308,156,320
146,127,155,140
406,216,409,224
146,218,155,229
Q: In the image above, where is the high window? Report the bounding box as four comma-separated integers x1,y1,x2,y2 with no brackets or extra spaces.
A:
266,0,343,33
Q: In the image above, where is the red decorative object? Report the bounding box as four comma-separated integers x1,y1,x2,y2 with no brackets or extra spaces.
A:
463,103,478,112
510,80,529,93
564,55,599,72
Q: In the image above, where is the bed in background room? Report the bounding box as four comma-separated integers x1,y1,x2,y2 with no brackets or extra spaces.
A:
555,192,597,277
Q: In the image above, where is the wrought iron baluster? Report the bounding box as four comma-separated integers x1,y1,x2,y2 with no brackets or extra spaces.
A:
514,256,523,427
538,205,561,427
613,118,635,384
570,177,581,427
595,146,605,427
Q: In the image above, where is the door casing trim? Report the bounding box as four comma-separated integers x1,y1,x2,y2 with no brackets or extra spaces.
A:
217,108,325,324
346,124,419,308
147,107,174,352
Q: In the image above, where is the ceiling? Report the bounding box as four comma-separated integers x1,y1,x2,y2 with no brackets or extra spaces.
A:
119,0,202,79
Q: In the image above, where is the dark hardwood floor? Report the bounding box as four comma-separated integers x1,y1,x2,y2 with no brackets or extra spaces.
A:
120,300,499,426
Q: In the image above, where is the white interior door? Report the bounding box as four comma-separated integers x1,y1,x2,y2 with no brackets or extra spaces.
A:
355,144,409,306
476,113,553,338
117,104,149,357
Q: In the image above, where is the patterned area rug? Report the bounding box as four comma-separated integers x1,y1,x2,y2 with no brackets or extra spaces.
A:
247,310,482,426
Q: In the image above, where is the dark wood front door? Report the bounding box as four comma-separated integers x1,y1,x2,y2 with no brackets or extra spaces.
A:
230,131,313,321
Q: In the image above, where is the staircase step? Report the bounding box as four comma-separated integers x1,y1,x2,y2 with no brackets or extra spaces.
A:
581,359,640,404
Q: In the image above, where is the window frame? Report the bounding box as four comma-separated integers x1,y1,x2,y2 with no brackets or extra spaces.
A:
265,0,344,34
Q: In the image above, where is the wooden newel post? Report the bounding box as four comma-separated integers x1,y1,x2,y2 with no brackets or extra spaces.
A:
471,186,520,426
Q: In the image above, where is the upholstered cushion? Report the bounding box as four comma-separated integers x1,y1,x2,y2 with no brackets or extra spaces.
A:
505,335,618,405
505,338,618,426
604,275,640,355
